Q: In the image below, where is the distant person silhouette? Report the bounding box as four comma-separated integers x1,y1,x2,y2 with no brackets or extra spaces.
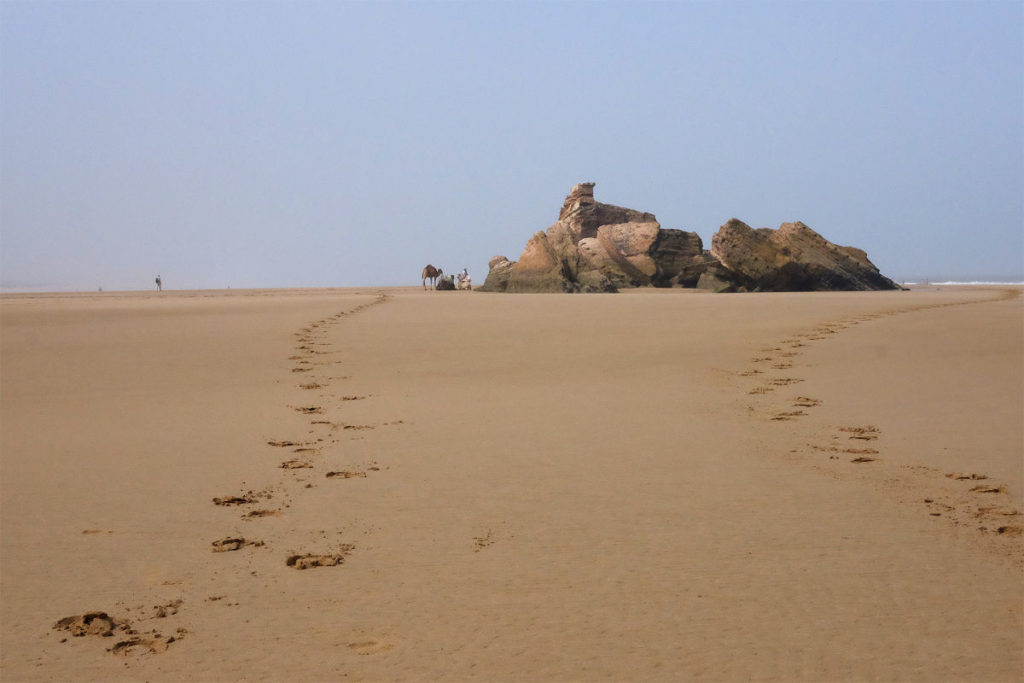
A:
155,275,162,292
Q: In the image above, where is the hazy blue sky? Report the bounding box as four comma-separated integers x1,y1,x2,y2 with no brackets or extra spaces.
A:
2,0,1021,290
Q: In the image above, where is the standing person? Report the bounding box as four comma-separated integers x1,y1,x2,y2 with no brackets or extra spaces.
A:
155,275,162,292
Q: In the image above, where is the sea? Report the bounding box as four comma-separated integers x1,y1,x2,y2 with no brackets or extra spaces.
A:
900,281,1024,286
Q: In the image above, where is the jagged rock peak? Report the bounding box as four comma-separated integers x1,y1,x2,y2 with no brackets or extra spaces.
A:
566,181,595,201
559,182,596,218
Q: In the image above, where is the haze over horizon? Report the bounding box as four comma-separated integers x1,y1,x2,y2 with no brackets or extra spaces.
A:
2,1,1022,292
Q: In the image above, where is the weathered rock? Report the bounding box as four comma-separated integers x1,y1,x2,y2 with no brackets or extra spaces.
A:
576,270,617,293
596,222,660,285
649,230,708,287
481,256,514,292
480,183,676,293
575,238,628,289
556,182,656,242
515,232,561,273
696,263,744,293
480,184,898,293
499,231,573,293
506,268,574,294
710,219,899,291
577,237,614,271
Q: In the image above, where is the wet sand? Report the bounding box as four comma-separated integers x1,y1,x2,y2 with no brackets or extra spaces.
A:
1,286,1021,681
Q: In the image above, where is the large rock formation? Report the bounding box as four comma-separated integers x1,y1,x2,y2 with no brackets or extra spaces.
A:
481,183,899,293
481,183,710,292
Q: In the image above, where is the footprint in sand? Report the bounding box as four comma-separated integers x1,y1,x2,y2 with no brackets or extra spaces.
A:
286,546,354,570
279,459,314,469
969,484,1006,494
243,509,282,519
213,494,256,506
54,611,185,656
473,530,496,552
151,599,183,618
792,397,821,408
974,504,1022,535
771,411,806,421
109,632,183,656
326,470,367,479
53,611,130,638
921,476,1023,539
839,425,880,441
280,458,311,471
751,378,802,393
974,504,1019,517
213,487,276,506
211,537,265,552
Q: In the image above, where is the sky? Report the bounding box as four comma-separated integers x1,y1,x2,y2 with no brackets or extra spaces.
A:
1,0,1021,291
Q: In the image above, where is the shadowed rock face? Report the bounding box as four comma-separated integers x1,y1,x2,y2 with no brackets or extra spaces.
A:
481,183,900,293
711,219,899,292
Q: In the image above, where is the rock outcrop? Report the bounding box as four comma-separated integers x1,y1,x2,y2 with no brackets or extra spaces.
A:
709,219,899,291
481,183,710,293
480,183,899,293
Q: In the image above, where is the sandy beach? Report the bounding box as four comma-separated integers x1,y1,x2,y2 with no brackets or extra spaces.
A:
1,285,1021,681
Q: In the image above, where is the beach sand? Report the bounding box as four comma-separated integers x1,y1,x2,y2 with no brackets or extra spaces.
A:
1,285,1021,681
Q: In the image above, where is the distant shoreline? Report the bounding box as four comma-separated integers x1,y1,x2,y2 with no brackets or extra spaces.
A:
2,282,1023,297
0,286,411,299
901,281,1024,286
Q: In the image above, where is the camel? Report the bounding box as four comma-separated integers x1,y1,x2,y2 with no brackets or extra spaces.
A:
422,265,442,290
